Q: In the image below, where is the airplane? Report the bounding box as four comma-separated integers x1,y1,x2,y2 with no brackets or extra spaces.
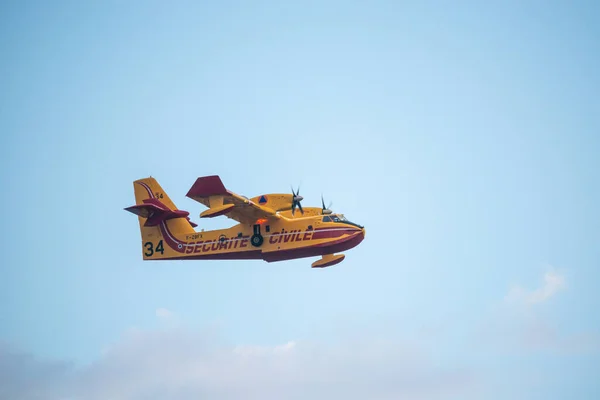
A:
124,175,365,268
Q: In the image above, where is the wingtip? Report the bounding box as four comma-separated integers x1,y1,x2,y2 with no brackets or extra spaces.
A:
186,175,228,198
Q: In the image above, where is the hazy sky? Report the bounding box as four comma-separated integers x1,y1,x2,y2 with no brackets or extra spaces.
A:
1,1,599,399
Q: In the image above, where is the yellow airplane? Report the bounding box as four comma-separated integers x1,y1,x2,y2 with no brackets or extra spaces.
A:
125,176,365,268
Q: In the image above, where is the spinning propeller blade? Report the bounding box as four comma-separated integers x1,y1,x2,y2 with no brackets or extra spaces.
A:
321,194,333,215
291,186,304,216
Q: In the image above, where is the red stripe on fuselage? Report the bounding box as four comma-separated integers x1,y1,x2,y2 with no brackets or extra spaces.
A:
152,204,362,260
311,227,358,240
262,230,365,262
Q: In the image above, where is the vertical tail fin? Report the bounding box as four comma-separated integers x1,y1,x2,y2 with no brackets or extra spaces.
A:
125,177,196,259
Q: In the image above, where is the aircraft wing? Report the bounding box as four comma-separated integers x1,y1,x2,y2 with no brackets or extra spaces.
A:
186,175,281,225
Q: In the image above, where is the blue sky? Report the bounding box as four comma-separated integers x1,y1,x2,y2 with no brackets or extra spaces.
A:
1,1,599,399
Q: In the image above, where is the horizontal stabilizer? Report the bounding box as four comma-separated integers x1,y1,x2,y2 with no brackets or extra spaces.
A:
125,198,197,227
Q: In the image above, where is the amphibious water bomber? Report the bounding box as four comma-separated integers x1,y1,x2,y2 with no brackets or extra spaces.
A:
125,176,365,268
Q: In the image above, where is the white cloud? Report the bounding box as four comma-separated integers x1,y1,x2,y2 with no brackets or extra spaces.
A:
505,270,565,305
474,268,600,355
155,307,172,319
0,328,480,400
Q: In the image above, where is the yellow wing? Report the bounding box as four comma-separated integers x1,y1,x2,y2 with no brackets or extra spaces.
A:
186,175,282,225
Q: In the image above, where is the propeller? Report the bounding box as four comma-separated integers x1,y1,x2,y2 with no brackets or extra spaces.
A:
291,186,304,216
321,194,333,215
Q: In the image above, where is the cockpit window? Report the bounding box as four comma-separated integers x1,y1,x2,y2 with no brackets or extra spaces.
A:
328,213,363,229
322,216,331,222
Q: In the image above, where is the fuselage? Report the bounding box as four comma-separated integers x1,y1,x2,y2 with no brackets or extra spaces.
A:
146,213,365,262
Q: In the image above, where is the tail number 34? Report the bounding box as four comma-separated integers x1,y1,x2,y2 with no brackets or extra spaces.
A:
144,240,164,257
